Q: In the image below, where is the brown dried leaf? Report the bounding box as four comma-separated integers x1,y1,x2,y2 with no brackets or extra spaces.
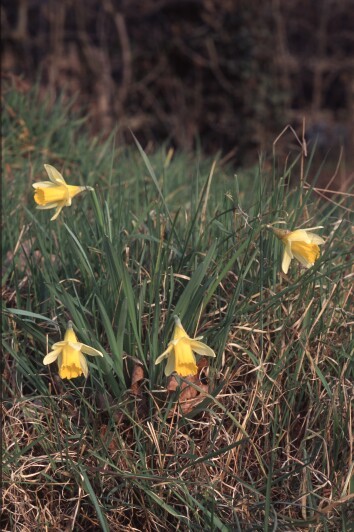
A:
166,358,211,415
130,363,144,396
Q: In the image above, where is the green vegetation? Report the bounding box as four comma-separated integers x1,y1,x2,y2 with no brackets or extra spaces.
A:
2,84,353,531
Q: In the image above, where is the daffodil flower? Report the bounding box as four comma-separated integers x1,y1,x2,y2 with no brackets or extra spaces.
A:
155,316,216,377
33,164,93,221
267,225,325,274
43,321,103,379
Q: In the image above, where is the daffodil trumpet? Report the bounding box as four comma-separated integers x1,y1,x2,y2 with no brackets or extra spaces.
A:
33,164,93,221
267,225,325,274
43,321,103,379
155,316,216,377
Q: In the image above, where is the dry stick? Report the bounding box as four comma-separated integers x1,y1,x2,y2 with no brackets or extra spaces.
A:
272,120,308,216
300,117,309,220
272,123,306,160
304,187,354,213
304,181,354,197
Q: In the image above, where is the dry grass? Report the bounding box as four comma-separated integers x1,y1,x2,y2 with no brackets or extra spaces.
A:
3,280,353,530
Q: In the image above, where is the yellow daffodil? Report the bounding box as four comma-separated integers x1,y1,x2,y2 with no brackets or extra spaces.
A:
33,164,93,221
267,225,325,274
155,316,216,377
43,321,103,379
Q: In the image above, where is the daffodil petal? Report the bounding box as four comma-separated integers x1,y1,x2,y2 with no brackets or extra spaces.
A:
286,230,311,243
52,341,67,349
306,232,325,245
34,185,69,207
173,317,189,340
190,340,216,357
79,352,89,378
80,344,104,357
59,343,83,379
164,351,176,376
291,241,320,268
67,342,82,351
282,245,292,274
50,203,64,221
155,344,174,365
32,181,58,189
64,326,78,343
36,202,59,210
291,250,313,268
174,338,198,376
43,348,61,365
44,164,67,185
302,226,323,231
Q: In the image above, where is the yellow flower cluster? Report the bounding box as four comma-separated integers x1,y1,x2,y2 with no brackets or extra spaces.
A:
32,164,217,380
33,164,326,380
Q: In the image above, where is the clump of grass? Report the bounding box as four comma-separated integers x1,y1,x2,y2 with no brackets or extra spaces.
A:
2,83,353,531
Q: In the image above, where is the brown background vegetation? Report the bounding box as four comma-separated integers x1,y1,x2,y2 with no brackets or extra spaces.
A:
2,0,354,176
